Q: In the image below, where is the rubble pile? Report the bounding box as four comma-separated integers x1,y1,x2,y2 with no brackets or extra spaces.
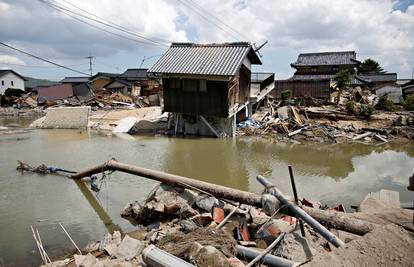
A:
46,184,357,266
239,89,414,144
41,182,414,267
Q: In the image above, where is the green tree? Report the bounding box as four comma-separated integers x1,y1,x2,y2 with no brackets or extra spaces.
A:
333,70,351,104
357,58,385,74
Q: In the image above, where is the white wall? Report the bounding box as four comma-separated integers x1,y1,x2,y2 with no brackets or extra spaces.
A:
0,72,25,94
376,85,403,103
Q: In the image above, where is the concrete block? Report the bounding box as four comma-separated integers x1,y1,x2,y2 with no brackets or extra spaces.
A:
115,235,145,260
40,106,90,129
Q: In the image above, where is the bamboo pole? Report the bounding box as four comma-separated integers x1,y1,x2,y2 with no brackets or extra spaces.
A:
59,223,82,255
257,175,345,248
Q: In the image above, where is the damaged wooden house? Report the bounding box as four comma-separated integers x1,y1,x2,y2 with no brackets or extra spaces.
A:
273,51,360,101
149,42,262,137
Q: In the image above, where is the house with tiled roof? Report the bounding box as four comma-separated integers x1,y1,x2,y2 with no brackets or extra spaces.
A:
274,51,360,100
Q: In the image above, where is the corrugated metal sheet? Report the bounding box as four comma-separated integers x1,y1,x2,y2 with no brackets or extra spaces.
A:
292,51,357,67
149,43,260,76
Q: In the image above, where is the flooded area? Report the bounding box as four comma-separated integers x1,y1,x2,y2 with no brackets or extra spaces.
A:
0,117,413,266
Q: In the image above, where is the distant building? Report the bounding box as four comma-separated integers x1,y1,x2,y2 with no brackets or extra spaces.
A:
89,69,159,96
148,42,262,137
274,51,359,100
0,69,26,94
353,73,397,88
61,76,90,85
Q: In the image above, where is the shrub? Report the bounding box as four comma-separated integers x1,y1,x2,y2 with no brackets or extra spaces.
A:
345,101,356,115
281,90,292,104
375,95,395,111
4,88,25,97
358,104,374,119
403,94,414,111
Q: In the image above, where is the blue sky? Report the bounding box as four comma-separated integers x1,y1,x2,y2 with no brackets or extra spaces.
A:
0,0,413,81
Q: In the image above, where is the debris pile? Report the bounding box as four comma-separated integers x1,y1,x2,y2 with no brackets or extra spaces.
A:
239,91,414,143
41,181,414,267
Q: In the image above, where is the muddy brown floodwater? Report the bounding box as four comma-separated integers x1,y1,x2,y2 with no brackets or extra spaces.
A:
0,117,413,266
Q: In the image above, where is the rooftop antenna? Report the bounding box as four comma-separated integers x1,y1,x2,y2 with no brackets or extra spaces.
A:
140,56,146,68
254,40,268,58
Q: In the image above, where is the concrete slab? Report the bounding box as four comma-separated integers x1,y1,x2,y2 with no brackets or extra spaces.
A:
40,106,90,129
113,117,138,133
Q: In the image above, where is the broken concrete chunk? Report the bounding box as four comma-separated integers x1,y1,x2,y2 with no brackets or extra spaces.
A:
115,235,145,260
194,245,232,267
83,241,100,253
74,253,97,267
39,106,90,129
195,194,221,212
112,116,138,133
179,220,200,233
99,233,113,251
249,207,270,225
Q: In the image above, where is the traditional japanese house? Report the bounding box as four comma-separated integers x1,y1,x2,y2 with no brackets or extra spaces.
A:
274,51,359,100
148,42,262,137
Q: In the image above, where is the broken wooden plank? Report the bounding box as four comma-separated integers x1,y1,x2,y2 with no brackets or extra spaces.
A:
352,132,372,140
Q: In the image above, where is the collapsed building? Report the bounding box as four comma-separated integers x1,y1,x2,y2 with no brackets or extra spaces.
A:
148,42,263,137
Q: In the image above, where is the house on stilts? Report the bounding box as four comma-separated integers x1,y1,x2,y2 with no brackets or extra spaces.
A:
148,42,263,137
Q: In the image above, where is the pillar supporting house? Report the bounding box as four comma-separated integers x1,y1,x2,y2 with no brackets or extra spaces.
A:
148,42,262,137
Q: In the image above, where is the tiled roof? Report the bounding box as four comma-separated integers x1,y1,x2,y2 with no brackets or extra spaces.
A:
289,74,334,81
355,73,397,83
148,42,262,76
120,69,148,80
0,69,27,81
61,76,90,83
291,51,357,67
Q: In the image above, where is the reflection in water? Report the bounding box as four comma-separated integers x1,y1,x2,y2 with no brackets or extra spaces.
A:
0,121,413,266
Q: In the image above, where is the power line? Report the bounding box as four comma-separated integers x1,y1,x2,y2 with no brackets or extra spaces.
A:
57,0,171,44
184,0,250,41
0,62,89,68
39,0,169,47
177,0,241,41
0,42,90,76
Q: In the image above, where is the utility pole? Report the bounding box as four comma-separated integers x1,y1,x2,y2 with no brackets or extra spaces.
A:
86,55,94,76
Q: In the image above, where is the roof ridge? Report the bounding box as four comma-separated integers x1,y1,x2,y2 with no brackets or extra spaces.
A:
171,42,251,47
298,51,356,56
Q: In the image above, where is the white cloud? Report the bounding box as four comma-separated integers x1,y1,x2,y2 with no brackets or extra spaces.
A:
0,0,413,78
0,54,25,65
179,0,414,77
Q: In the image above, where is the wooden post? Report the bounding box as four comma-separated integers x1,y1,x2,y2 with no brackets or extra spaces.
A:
288,165,306,237
257,175,345,248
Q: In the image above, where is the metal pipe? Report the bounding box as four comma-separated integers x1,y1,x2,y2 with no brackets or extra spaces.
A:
236,244,296,267
142,244,195,267
257,175,345,248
